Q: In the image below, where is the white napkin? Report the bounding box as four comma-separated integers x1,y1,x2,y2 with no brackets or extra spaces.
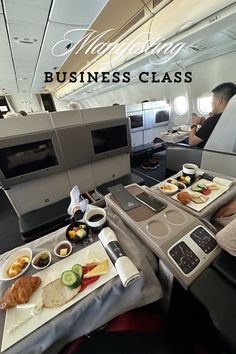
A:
98,227,140,287
115,256,140,287
213,177,233,188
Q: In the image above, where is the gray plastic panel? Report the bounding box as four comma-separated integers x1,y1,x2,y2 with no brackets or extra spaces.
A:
56,125,92,169
106,184,220,289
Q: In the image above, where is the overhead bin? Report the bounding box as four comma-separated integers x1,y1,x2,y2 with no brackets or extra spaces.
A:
110,19,153,69
90,52,112,73
145,0,174,15
149,0,236,43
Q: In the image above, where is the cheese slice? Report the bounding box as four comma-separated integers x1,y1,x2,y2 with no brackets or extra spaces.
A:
84,259,109,278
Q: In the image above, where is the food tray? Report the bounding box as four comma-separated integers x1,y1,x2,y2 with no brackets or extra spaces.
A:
172,179,229,211
1,241,117,351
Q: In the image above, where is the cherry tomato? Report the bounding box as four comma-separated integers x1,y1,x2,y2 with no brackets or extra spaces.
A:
202,188,211,195
79,265,100,292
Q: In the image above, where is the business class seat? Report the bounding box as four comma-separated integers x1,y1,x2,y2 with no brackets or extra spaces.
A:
19,197,71,242
165,95,236,177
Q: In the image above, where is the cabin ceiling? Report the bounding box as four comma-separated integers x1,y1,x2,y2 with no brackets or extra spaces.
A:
0,0,236,99
0,0,109,96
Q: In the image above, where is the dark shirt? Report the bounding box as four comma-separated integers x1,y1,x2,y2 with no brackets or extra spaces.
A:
195,113,222,148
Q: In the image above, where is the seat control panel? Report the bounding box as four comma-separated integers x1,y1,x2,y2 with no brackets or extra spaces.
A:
169,241,200,275
190,226,217,254
168,226,218,277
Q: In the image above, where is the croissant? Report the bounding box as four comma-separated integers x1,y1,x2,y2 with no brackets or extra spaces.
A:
0,276,41,310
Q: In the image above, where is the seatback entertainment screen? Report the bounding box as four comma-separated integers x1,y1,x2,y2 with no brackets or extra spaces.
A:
91,125,128,155
129,113,143,129
0,139,59,179
155,110,170,123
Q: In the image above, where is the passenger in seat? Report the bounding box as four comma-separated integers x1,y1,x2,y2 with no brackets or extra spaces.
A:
189,82,236,148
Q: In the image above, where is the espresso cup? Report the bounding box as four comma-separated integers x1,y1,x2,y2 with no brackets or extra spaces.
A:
182,163,198,182
84,207,106,234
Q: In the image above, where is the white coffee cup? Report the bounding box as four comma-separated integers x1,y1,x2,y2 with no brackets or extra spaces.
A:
182,163,198,181
84,207,106,234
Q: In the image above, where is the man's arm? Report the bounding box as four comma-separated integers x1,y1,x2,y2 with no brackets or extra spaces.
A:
188,114,204,146
189,126,204,146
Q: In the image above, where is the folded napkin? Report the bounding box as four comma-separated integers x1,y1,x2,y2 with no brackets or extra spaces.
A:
213,177,233,188
98,227,140,287
199,172,234,187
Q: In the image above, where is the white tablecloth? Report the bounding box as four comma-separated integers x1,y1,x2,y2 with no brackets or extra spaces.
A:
0,209,163,354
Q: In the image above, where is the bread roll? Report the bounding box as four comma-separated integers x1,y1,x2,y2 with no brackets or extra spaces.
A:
177,192,192,205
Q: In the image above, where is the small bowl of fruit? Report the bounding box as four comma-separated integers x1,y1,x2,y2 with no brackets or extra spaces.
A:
32,250,52,270
66,222,89,243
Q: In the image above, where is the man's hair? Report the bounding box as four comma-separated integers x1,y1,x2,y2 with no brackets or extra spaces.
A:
212,82,236,103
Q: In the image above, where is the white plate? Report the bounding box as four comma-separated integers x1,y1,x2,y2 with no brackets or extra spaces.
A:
0,248,32,282
172,179,229,211
1,241,117,351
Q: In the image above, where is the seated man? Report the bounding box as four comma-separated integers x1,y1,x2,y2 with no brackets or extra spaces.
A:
189,82,236,148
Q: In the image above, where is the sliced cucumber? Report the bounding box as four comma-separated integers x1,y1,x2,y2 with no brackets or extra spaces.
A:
61,270,81,289
71,264,83,278
191,187,203,192
197,183,207,189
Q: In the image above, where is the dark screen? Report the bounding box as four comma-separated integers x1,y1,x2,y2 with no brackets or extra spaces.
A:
130,114,143,129
0,139,59,179
155,110,170,123
92,125,128,154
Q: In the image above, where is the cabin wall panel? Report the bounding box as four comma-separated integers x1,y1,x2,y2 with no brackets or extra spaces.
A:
53,97,69,111
187,51,236,116
131,131,143,147
143,125,168,144
188,51,236,97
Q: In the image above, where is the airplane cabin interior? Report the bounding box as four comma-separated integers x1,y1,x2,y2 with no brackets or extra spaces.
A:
0,1,236,354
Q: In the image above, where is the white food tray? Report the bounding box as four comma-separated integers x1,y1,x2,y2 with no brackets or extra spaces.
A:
1,241,117,351
172,179,229,211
